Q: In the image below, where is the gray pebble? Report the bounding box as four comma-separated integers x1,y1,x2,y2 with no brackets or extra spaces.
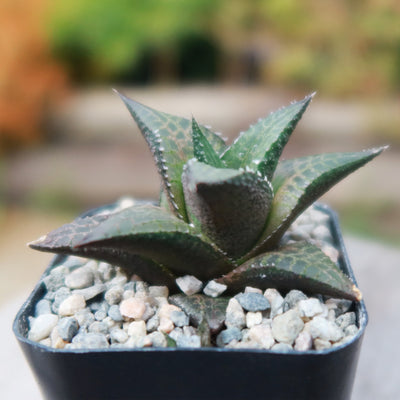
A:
88,321,109,335
203,280,227,298
336,312,356,330
225,298,246,329
283,290,308,312
146,331,167,347
57,317,79,342
216,327,242,347
108,305,123,322
71,332,109,349
98,262,114,281
73,284,106,301
74,309,95,329
35,299,52,316
146,315,160,332
94,309,108,321
42,266,67,292
271,342,293,352
65,266,94,289
104,286,123,305
235,292,270,312
345,324,359,337
177,335,201,348
110,328,128,344
272,310,304,345
170,310,189,327
51,287,71,313
148,286,169,298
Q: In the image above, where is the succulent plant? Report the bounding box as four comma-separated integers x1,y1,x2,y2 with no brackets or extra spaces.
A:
30,92,385,324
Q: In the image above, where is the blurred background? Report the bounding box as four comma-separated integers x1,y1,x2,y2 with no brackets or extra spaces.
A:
1,0,399,302
1,1,400,398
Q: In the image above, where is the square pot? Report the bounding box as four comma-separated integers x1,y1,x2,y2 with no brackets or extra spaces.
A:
13,203,367,400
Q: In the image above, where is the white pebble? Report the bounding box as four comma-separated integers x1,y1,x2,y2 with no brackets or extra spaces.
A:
58,294,86,316
305,316,344,342
272,310,304,345
246,312,262,328
203,280,227,297
294,331,313,351
297,298,325,319
28,314,59,342
225,298,246,329
176,275,203,295
119,298,146,320
248,323,275,349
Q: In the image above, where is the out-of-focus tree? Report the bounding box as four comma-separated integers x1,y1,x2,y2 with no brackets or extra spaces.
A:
46,0,400,96
0,0,66,151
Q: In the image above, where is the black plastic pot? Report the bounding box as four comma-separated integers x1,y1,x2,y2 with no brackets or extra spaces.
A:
13,203,367,400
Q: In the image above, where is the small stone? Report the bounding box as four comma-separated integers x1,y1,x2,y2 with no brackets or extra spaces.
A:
127,321,147,346
134,281,149,298
283,290,308,311
58,294,86,316
183,326,197,336
244,286,263,294
146,315,160,332
28,314,59,342
39,338,52,347
43,266,67,292
248,323,275,349
119,298,146,320
122,290,135,300
89,321,109,335
169,327,183,342
264,289,284,318
35,299,52,316
216,328,242,347
74,309,95,328
272,309,304,345
158,317,174,333
146,331,167,348
305,316,344,342
335,312,356,330
51,287,71,313
94,309,107,321
65,266,94,289
314,338,332,350
73,284,106,301
325,298,353,316
148,286,169,298
110,328,128,344
176,275,203,295
71,332,109,349
225,298,246,329
246,312,262,328
294,331,313,351
107,275,128,290
271,343,293,352
98,262,114,281
177,335,201,348
141,304,156,322
104,287,123,305
203,280,227,297
312,225,332,242
158,304,182,319
344,324,359,337
57,317,79,341
297,298,325,319
50,327,66,349
170,310,189,327
102,316,119,330
108,305,124,322
63,256,87,269
235,292,270,312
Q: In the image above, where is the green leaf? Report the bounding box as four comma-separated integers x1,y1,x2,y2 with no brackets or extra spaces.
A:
117,91,226,220
248,147,387,256
217,242,362,301
182,159,273,258
28,211,177,288
192,117,224,168
169,294,229,333
31,204,234,281
164,333,177,348
221,94,313,180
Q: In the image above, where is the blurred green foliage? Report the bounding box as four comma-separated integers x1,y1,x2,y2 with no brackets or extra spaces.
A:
46,0,400,96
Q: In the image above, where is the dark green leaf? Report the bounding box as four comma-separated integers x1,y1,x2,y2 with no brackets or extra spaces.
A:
221,94,313,180
249,147,387,255
169,294,229,333
30,204,234,281
117,91,226,220
182,160,273,258
29,211,177,288
217,242,362,301
164,333,177,348
192,117,224,168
